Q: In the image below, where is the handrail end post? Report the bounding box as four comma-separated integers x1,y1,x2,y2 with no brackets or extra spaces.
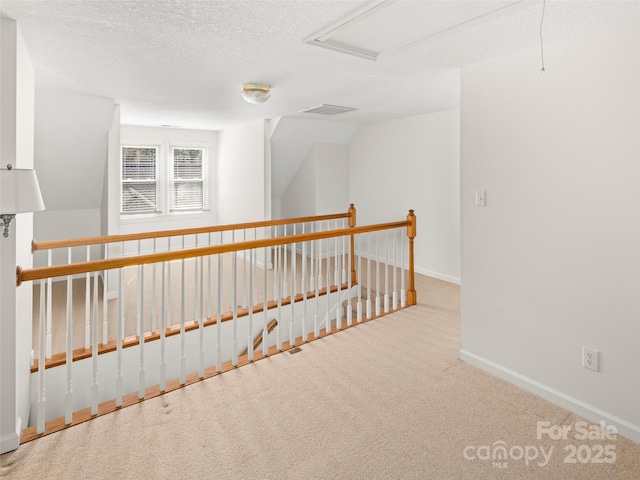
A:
348,204,356,228
348,204,357,284
406,209,417,306
407,209,416,238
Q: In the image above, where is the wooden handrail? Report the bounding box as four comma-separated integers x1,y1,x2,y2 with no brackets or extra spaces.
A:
17,219,410,286
242,319,279,357
31,205,356,252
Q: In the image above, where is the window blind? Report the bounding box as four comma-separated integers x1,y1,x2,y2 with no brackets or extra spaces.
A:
171,148,204,211
121,146,158,214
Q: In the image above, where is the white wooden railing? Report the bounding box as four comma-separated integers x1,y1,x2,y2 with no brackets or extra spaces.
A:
16,206,417,442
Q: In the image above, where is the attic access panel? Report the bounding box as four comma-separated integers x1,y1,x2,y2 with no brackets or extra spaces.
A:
304,0,523,61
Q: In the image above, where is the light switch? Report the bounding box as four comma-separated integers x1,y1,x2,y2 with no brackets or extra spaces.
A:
475,190,486,207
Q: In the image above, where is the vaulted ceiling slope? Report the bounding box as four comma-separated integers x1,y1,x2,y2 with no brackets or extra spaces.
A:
2,0,638,131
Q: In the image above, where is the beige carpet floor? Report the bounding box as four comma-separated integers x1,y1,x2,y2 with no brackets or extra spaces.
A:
6,274,640,479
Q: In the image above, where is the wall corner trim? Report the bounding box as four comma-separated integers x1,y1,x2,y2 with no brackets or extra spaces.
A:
0,416,22,455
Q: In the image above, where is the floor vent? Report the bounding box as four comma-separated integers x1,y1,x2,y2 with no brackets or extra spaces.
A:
289,347,303,355
300,104,357,115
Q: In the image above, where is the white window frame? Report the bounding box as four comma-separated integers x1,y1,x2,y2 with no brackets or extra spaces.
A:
120,141,211,218
121,145,160,215
169,146,209,213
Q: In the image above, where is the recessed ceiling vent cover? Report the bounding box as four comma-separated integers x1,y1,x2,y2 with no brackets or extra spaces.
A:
301,104,357,115
304,0,524,61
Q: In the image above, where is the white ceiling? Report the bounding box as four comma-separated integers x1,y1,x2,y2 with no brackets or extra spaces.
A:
2,0,638,131
1,1,638,198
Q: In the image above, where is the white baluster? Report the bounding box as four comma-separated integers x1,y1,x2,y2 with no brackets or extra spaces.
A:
301,236,307,341
138,263,145,399
37,279,46,434
326,236,331,333
167,239,172,328
317,223,323,291
136,264,142,338
401,232,406,308
289,230,296,346
232,250,238,366
335,236,342,330
263,245,268,356
333,220,339,287
309,222,315,292
291,225,297,298
393,229,398,310
253,227,258,306
242,230,247,309
366,233,372,320
276,237,283,351
207,233,212,318
151,239,157,333
180,241,186,385
120,242,125,335
216,254,223,372
272,227,278,301
356,234,363,323
282,227,288,299
102,250,108,346
375,231,381,316
314,238,320,338
384,230,390,314
199,255,205,378
193,237,199,327
91,271,99,415
160,262,167,392
342,219,347,284
85,245,91,349
65,249,73,424
248,248,254,361
46,249,52,359
116,268,124,407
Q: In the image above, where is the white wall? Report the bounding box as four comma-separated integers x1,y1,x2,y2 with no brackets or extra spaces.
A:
32,90,114,266
460,21,640,441
263,120,273,221
281,142,349,219
217,120,266,226
271,197,281,220
280,145,316,219
0,18,35,454
35,90,114,211
349,110,460,283
105,105,120,237
315,143,349,215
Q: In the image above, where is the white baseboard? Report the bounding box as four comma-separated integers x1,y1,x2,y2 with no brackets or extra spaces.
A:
415,267,460,285
459,349,640,444
0,416,21,455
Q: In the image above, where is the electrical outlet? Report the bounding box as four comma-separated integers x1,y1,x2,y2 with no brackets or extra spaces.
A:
582,346,599,372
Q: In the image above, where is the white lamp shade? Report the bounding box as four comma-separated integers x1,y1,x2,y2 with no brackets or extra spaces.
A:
0,167,45,214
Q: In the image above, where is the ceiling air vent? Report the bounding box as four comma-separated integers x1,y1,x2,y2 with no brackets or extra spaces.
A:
300,104,357,115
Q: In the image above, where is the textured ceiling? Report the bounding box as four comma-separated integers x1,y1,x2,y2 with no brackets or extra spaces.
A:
2,0,638,131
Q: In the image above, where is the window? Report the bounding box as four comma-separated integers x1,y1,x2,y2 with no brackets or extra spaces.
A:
121,144,209,216
122,146,158,214
171,148,204,212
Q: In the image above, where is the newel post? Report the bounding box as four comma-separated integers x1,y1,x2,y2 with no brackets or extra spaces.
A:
406,209,417,306
348,204,357,285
